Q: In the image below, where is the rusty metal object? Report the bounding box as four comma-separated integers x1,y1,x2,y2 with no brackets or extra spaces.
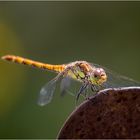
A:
58,87,140,139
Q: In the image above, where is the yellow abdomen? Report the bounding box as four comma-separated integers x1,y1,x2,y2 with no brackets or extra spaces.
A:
1,55,65,73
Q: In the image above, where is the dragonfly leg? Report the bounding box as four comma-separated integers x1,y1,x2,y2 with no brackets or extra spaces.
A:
100,84,105,90
79,87,89,100
84,87,90,100
91,85,99,93
76,84,88,104
91,84,106,95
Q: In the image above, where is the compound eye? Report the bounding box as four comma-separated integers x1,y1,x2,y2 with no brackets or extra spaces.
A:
94,68,104,78
94,71,100,78
94,74,98,78
101,73,105,77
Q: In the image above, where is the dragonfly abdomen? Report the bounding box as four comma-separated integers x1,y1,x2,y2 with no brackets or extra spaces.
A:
2,55,65,73
47,64,65,72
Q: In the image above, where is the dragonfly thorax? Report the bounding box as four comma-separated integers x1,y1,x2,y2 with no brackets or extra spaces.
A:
65,61,107,86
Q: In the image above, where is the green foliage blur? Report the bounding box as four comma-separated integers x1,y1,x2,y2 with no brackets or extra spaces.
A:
0,1,140,138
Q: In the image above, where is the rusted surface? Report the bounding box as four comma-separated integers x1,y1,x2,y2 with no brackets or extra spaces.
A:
58,87,140,139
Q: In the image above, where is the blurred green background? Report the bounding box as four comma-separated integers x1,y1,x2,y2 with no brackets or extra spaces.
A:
0,1,140,138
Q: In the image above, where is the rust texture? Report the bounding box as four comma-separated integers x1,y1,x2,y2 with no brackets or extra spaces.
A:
58,87,140,139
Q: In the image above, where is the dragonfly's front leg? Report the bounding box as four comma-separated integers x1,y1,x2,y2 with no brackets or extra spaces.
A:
76,84,88,104
91,85,99,93
91,84,105,94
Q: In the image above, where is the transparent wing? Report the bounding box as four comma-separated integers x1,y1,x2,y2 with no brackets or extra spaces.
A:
60,76,72,96
38,73,62,106
60,75,83,97
90,63,140,88
60,76,81,97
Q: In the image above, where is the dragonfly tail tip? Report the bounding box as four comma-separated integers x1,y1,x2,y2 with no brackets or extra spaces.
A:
1,55,13,60
1,55,7,60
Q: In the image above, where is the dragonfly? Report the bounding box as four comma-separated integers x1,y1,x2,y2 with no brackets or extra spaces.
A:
2,55,140,106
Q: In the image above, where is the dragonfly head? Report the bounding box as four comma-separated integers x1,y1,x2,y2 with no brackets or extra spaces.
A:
90,68,107,85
